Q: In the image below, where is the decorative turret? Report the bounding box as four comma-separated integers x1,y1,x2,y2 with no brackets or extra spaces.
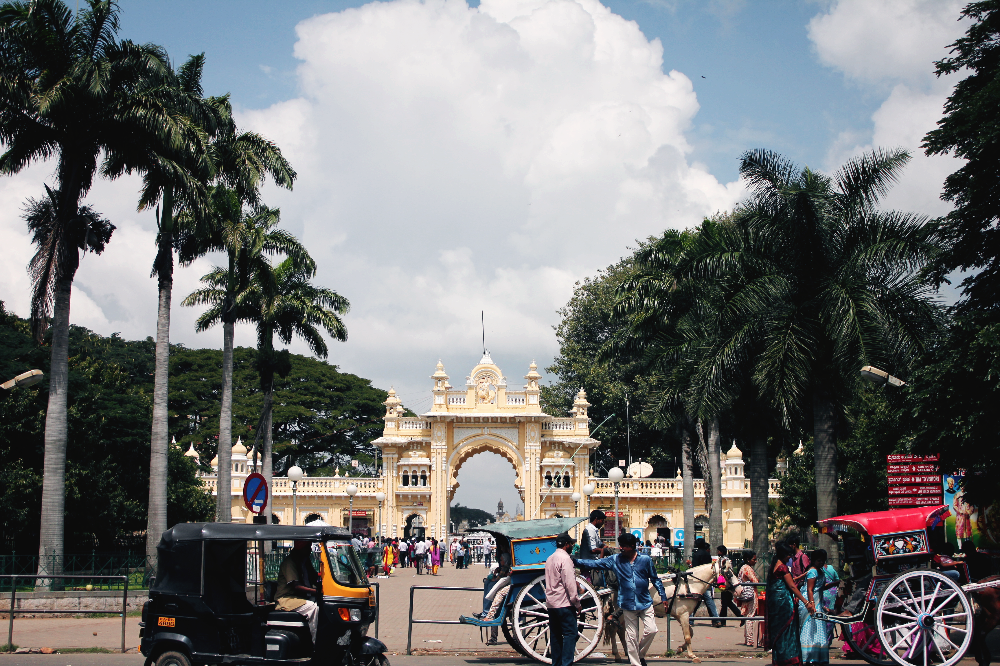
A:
775,453,788,476
524,361,542,410
384,388,402,429
571,388,590,427
184,442,200,462
724,441,744,480
431,361,449,408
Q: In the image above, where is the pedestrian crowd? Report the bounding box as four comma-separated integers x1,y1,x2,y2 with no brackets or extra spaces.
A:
352,534,497,577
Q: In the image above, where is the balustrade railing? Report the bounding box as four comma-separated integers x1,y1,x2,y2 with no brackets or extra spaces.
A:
542,419,574,431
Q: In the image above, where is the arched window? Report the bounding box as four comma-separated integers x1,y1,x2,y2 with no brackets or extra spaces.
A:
544,472,553,487
563,473,571,488
402,470,410,486
420,472,427,486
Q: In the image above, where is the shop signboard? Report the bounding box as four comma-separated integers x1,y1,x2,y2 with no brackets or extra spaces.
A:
887,454,941,507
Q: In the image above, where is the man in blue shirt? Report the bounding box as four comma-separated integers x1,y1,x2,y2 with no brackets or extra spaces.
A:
575,533,666,666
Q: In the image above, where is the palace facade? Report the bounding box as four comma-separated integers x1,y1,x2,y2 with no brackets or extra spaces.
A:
200,353,781,548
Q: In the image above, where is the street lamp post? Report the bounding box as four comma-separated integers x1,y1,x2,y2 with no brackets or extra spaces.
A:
346,484,358,534
608,467,624,539
0,369,43,390
571,492,582,539
861,365,906,387
582,483,595,522
287,466,303,526
375,492,386,541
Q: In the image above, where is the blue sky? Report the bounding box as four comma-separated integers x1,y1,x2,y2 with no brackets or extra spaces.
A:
0,0,970,512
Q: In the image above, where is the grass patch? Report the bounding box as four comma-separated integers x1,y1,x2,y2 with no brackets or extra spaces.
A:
86,610,142,618
0,643,17,652
61,647,115,653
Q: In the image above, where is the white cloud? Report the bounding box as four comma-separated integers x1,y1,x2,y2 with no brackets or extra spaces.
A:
809,0,967,219
236,0,739,399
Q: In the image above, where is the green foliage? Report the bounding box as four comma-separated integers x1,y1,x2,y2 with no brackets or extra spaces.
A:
169,345,387,476
772,388,910,529
909,311,1000,507
923,0,1000,309
450,504,495,529
541,251,678,477
0,302,386,553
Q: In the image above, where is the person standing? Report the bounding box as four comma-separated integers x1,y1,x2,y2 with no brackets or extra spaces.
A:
485,539,494,568
579,510,607,560
798,550,837,664
787,537,810,585
413,537,427,574
717,545,744,626
738,553,763,647
545,532,582,666
576,533,667,666
456,540,466,569
691,539,721,627
429,539,441,575
464,539,472,569
768,542,813,666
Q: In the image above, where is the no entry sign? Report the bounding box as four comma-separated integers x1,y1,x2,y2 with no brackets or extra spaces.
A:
243,473,269,514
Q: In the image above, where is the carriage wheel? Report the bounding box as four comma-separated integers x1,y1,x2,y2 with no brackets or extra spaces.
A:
875,570,973,666
511,574,604,664
503,616,529,657
843,612,894,666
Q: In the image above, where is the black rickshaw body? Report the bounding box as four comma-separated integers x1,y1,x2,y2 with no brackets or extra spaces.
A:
138,523,384,666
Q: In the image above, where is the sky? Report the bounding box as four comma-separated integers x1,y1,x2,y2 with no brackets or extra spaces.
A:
0,0,970,512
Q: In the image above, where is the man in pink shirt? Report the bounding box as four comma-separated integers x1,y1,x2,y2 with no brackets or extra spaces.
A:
545,532,581,666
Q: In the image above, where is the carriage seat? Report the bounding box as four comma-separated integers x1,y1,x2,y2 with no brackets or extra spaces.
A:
459,604,509,628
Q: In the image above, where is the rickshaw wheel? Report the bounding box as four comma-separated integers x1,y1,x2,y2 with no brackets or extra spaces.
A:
512,574,604,664
843,613,894,666
154,650,192,666
875,569,973,666
503,617,530,657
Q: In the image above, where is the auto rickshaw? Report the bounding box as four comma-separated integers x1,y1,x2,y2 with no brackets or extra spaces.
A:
139,523,387,666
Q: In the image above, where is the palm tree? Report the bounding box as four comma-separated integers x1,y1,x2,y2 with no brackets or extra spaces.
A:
244,258,349,524
0,0,189,575
685,148,944,562
181,188,303,522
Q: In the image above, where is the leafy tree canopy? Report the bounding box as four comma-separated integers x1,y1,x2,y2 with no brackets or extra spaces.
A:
450,504,496,530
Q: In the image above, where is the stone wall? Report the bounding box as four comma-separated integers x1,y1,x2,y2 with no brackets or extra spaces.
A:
0,590,147,615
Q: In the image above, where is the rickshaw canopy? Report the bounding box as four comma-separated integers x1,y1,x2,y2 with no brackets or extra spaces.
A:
817,505,949,536
477,516,587,540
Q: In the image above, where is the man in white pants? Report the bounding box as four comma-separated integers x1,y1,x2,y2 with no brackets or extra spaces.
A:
575,533,666,666
275,540,320,644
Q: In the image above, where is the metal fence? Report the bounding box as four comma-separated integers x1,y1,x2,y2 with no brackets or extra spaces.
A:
406,585,482,655
3,574,129,653
0,553,152,591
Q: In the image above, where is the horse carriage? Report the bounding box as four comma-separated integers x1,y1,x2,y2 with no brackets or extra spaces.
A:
815,504,1000,666
458,516,607,664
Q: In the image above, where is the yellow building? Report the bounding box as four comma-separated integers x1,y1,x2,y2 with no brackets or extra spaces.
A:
202,353,780,547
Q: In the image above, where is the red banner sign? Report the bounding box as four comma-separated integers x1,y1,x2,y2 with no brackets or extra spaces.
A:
888,475,941,485
887,464,940,474
889,496,944,507
889,485,942,496
887,454,940,463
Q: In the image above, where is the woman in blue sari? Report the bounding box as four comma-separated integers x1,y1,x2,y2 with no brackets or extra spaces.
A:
768,542,815,666
799,549,838,665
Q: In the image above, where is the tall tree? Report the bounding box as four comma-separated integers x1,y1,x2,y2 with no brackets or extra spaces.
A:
181,195,306,522
190,115,296,524
246,258,349,524
0,0,182,576
923,0,1000,310
687,149,944,563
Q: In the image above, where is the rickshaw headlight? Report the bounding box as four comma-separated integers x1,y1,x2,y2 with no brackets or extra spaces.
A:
350,608,361,622
337,607,362,622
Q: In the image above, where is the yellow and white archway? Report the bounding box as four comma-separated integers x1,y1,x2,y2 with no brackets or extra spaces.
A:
372,352,600,540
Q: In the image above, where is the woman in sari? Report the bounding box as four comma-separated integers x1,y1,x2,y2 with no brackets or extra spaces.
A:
429,539,442,575
799,550,838,665
740,553,763,647
769,542,814,666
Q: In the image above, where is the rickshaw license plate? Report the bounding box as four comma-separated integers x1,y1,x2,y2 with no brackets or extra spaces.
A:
157,617,175,627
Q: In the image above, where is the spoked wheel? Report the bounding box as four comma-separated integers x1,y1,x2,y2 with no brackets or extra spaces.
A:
512,574,604,664
875,570,973,666
844,613,894,666
503,616,530,657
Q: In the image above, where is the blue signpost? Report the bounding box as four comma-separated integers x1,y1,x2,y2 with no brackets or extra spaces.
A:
673,527,685,547
243,473,269,514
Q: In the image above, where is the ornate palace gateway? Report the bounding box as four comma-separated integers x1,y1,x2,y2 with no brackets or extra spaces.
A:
203,352,780,547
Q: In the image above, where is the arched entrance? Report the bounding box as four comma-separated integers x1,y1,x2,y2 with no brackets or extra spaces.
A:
372,353,601,541
404,513,424,540
646,514,669,544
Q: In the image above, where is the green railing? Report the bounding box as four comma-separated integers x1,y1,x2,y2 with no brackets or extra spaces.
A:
0,553,152,591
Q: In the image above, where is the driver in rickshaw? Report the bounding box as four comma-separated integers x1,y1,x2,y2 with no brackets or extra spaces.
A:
275,540,320,644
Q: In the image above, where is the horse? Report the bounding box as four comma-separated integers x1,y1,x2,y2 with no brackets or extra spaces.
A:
598,569,630,663
970,575,1000,666
649,558,738,663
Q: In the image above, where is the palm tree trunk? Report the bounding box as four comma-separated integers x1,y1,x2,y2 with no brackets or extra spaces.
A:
749,433,770,576
36,275,73,586
147,204,173,566
707,417,723,548
693,420,712,541
215,318,234,522
814,390,839,567
262,390,273,525
681,425,694,560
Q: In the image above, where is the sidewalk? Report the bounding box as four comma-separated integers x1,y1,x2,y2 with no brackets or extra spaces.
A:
0,561,768,659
